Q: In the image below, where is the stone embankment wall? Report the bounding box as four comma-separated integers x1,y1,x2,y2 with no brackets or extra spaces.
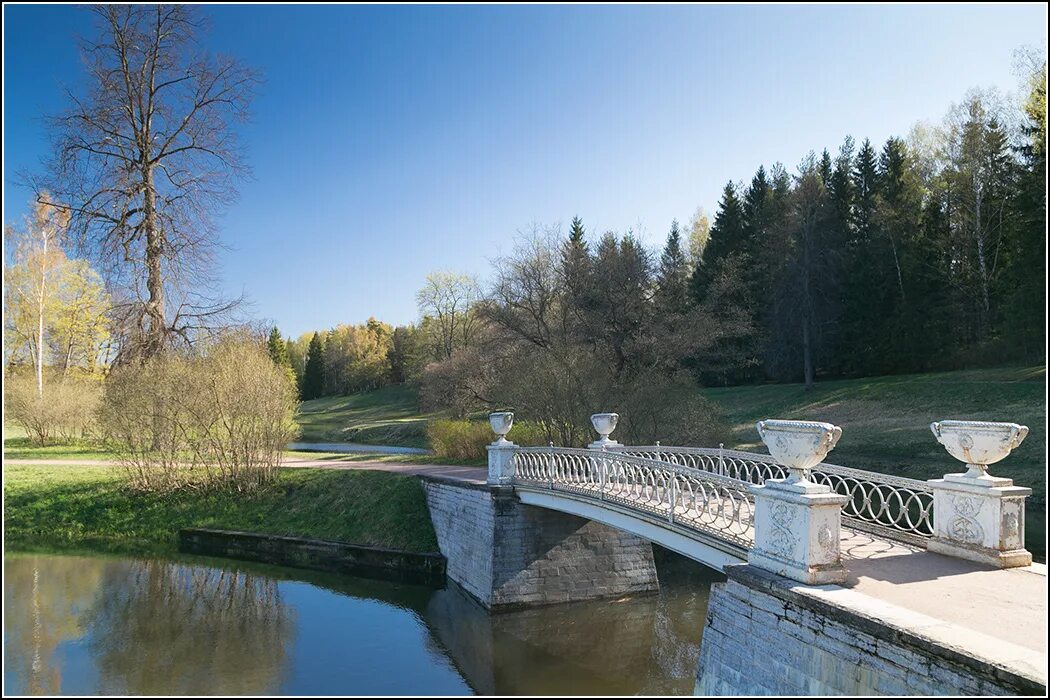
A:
421,476,659,609
697,564,1045,696
178,528,446,585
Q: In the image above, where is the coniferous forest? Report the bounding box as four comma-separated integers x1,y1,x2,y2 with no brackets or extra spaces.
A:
687,80,1046,387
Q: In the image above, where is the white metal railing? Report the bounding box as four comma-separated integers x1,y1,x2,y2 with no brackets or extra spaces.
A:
511,446,755,550
623,445,934,546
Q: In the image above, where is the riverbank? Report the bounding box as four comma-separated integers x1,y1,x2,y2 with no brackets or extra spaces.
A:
3,463,439,556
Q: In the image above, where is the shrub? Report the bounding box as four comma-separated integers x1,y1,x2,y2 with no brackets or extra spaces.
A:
426,419,492,460
99,337,300,492
4,371,101,445
507,419,554,447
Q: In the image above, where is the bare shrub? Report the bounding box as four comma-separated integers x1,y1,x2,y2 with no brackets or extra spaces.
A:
99,338,299,492
614,371,727,447
4,371,101,445
426,419,492,461
418,346,494,418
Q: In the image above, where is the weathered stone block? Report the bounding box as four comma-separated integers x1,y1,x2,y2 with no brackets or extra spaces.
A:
422,477,658,610
696,564,1045,696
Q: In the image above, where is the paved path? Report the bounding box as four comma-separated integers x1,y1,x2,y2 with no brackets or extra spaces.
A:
287,441,433,455
2,456,487,482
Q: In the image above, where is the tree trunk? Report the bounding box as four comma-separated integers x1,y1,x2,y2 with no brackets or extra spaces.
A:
142,164,166,357
35,232,48,398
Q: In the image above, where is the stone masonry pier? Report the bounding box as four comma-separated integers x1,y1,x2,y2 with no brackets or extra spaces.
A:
421,475,659,610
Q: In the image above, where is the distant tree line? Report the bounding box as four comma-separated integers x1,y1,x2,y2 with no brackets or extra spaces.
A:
408,60,1046,443
274,56,1045,430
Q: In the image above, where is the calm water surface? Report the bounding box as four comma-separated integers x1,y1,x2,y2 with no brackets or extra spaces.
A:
3,550,720,695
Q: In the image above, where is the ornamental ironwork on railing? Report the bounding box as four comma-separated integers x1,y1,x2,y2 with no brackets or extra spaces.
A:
622,445,934,546
512,446,755,550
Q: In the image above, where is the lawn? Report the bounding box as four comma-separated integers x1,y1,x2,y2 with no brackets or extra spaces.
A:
3,463,439,556
295,384,436,447
704,365,1046,556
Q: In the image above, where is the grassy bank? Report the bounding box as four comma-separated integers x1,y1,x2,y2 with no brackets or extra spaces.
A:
3,464,439,556
705,365,1046,556
296,384,434,447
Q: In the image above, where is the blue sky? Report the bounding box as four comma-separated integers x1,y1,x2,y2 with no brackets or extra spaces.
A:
3,4,1046,337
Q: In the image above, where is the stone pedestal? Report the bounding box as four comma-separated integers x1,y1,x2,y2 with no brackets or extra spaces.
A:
927,474,1032,568
748,479,849,584
487,441,516,485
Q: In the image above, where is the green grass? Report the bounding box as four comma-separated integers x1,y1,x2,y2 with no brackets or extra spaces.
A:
295,384,436,447
704,365,1047,556
3,463,439,556
2,436,117,461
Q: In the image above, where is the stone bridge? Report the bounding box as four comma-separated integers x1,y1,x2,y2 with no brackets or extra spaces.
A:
421,413,1046,695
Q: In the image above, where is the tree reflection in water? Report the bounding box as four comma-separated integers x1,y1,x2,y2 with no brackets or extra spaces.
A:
4,555,107,695
5,547,718,695
79,558,295,695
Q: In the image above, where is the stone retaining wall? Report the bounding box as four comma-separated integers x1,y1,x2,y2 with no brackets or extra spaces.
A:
696,564,1045,696
421,476,659,609
178,528,446,585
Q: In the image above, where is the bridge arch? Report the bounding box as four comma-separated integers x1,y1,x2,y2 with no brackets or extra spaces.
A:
514,486,744,573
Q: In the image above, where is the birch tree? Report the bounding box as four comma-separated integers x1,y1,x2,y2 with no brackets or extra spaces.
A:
3,197,70,396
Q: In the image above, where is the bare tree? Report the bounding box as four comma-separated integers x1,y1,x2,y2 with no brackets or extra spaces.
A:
415,271,482,360
30,5,257,362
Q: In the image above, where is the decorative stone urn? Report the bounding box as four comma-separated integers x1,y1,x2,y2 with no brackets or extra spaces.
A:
927,419,1032,568
588,413,621,450
756,419,842,486
486,412,516,486
489,411,515,445
748,419,848,585
930,420,1028,483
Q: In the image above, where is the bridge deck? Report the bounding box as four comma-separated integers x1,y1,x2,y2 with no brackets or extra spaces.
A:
839,529,1047,656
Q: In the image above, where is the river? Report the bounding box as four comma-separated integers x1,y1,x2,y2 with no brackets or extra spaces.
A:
3,549,721,695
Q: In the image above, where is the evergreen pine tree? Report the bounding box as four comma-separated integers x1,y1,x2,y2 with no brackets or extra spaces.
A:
875,137,926,371
822,137,855,375
266,325,298,391
655,219,690,315
853,139,879,243
561,215,591,313
301,332,326,401
690,182,745,303
836,138,883,373
818,149,833,189
267,326,290,366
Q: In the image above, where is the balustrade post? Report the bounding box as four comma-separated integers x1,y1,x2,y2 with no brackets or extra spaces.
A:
599,450,607,500
548,442,554,490
748,420,849,585
486,412,517,486
668,474,676,524
927,420,1032,568
718,443,725,477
